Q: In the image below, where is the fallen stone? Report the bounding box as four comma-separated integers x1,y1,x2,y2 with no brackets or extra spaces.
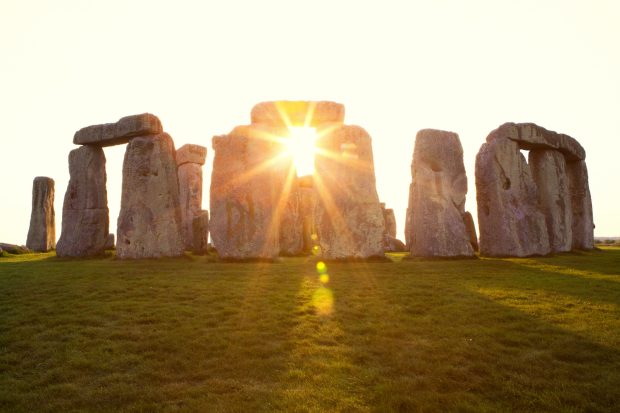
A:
0,243,32,254
56,146,109,257
192,210,209,254
176,144,207,166
476,136,550,257
487,122,585,161
26,176,55,252
116,133,185,259
567,160,594,249
251,101,345,127
73,113,162,147
314,125,384,259
384,236,407,252
529,149,572,252
407,129,474,257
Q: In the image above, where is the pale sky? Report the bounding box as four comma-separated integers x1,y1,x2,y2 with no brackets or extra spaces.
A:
1,0,619,245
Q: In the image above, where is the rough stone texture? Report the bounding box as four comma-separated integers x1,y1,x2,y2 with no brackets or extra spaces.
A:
529,149,572,252
251,101,345,127
210,126,289,260
462,211,479,252
279,177,304,256
73,113,162,147
407,129,474,257
404,183,414,249
0,243,32,254
383,207,397,239
476,136,550,257
105,233,115,250
384,237,407,252
487,123,585,161
177,161,204,249
177,144,207,166
192,210,209,254
567,160,594,249
116,133,185,259
314,125,384,259
26,177,55,252
56,146,109,257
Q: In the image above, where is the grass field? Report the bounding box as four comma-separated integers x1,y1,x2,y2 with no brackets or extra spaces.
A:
1,248,619,412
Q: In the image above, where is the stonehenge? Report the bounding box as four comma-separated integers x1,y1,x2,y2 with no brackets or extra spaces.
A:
406,129,475,257
39,105,594,262
26,177,55,252
476,123,593,257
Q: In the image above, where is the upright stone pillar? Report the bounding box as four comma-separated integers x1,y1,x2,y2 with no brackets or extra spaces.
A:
567,160,594,249
529,149,572,252
314,125,384,259
116,133,185,259
26,177,56,252
56,146,109,257
406,129,474,257
176,144,207,249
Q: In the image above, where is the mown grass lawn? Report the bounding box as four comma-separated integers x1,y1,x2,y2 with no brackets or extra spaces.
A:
1,248,619,412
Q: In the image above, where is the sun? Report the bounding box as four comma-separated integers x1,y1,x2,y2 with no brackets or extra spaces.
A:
285,126,317,177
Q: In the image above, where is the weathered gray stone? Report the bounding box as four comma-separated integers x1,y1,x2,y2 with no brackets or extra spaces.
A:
56,146,109,257
105,233,115,250
314,125,384,259
384,236,406,252
210,125,289,260
177,144,207,166
192,210,209,254
116,133,185,259
567,160,594,249
251,101,345,127
404,183,414,249
476,136,550,257
407,129,474,257
177,160,205,249
383,207,397,239
26,177,55,252
529,149,572,252
462,211,479,252
0,243,32,254
73,113,162,147
487,123,585,161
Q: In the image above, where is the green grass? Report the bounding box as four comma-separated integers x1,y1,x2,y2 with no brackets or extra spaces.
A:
1,248,620,412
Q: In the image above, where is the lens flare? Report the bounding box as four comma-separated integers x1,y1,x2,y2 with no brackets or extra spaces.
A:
312,286,333,315
285,127,317,176
319,273,330,284
316,261,327,274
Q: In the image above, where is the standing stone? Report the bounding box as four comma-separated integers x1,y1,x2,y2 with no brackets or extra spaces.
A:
176,144,207,249
192,210,209,254
56,146,109,257
299,177,318,254
314,125,384,259
404,183,414,249
251,101,345,127
26,177,55,252
279,175,304,256
407,129,474,257
116,133,184,259
210,126,289,260
105,233,115,250
476,131,550,257
567,160,594,249
462,211,479,252
529,149,572,252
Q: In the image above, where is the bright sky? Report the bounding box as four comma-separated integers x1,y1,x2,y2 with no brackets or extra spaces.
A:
1,0,619,245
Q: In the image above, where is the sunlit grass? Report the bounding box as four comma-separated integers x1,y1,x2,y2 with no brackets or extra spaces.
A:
0,248,619,412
